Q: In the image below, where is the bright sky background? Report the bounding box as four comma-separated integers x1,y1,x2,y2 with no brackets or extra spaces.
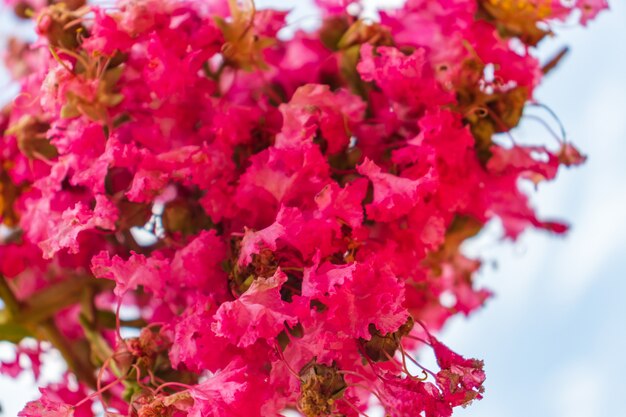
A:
1,1,625,416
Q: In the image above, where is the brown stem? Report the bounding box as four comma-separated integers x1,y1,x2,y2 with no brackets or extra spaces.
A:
0,274,21,318
16,276,113,325
36,318,98,389
1,273,104,389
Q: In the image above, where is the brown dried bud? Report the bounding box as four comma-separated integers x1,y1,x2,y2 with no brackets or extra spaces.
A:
298,360,347,417
162,197,213,237
337,20,394,50
6,115,57,160
359,316,414,362
319,16,351,51
36,4,86,49
558,143,587,167
228,244,277,296
0,170,23,227
55,0,87,11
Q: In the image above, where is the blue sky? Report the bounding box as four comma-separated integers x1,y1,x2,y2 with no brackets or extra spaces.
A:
1,1,625,416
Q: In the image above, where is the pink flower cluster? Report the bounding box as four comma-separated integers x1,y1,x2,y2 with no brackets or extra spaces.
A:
0,0,606,416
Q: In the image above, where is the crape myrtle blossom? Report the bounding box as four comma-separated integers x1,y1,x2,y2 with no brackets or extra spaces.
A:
0,0,605,416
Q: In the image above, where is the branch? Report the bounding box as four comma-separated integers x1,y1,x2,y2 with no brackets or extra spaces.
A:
0,273,21,318
16,276,114,325
36,318,97,389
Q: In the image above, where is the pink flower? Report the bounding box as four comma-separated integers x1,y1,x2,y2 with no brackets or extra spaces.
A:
577,0,609,25
91,250,170,297
277,84,365,155
39,195,119,259
0,0,605,415
19,388,75,417
357,158,428,222
212,268,301,347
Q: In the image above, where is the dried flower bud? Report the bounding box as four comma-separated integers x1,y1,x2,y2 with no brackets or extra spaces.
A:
360,316,414,362
298,360,347,417
36,3,86,49
6,115,57,160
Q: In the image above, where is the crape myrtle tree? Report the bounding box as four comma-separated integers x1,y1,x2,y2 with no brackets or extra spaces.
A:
0,0,607,416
